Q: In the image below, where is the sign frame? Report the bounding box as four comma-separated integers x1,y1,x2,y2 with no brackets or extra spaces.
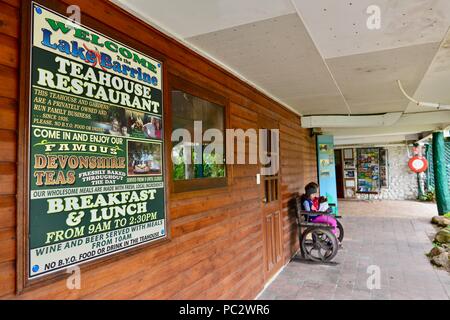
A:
17,0,170,292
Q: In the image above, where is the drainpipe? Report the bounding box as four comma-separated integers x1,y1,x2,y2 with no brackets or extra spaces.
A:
417,173,424,199
397,80,450,110
432,131,450,215
413,143,424,199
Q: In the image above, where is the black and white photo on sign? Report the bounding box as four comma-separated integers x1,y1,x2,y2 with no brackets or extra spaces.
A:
344,170,355,178
344,160,355,168
343,148,354,160
345,179,356,188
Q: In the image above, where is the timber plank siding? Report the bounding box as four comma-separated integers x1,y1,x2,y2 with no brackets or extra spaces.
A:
0,0,317,299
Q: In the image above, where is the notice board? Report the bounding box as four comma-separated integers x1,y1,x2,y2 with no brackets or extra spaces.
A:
356,148,380,192
25,2,166,280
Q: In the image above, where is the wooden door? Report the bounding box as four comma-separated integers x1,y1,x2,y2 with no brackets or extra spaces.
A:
258,115,283,282
334,149,345,198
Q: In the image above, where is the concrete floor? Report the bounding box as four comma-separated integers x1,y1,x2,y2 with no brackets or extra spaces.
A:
258,200,450,300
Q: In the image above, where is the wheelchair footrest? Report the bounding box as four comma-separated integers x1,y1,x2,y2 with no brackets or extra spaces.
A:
298,222,333,229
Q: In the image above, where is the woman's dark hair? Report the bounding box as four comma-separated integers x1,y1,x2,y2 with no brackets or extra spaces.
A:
305,182,319,192
305,185,317,197
300,182,319,208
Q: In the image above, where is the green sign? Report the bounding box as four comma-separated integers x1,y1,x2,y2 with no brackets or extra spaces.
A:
28,3,166,279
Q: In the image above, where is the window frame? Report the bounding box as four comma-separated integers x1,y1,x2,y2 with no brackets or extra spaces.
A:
166,74,231,195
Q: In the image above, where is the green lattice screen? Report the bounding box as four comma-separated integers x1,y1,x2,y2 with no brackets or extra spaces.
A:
425,140,450,191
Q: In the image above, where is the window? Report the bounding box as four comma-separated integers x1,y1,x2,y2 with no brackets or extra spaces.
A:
262,128,279,203
169,76,227,193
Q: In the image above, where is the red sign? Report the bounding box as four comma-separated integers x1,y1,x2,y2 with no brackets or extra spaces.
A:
408,156,428,173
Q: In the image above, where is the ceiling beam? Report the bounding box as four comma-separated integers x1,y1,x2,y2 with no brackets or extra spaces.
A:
323,124,438,138
301,112,403,128
334,134,419,146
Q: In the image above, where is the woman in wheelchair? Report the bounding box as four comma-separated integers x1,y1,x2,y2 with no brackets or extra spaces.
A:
300,182,340,243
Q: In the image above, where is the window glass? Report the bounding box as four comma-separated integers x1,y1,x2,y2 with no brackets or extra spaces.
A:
171,90,226,181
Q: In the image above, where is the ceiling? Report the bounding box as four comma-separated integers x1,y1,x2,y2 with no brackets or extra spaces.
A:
114,0,450,145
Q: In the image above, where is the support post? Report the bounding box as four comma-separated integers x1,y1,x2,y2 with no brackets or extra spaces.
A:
417,173,423,199
432,131,450,215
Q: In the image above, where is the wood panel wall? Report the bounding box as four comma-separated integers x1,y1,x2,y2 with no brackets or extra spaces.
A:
0,0,316,299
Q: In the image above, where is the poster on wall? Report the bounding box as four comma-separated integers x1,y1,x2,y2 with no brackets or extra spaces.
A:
27,3,165,279
356,148,380,193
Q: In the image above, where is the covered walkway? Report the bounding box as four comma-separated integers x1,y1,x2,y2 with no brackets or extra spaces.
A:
258,200,450,300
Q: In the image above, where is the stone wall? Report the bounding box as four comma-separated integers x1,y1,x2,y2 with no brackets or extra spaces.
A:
355,146,419,200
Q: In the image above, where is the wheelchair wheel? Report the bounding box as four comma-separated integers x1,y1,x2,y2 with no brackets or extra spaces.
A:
301,227,338,262
336,219,344,243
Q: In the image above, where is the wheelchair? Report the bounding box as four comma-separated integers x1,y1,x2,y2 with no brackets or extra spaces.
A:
294,195,344,262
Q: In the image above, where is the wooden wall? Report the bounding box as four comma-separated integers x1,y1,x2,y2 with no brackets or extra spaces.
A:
0,0,316,299
0,0,20,298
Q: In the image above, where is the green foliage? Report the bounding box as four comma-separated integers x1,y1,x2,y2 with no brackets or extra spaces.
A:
172,148,187,180
172,147,225,180
173,163,185,180
203,152,225,178
444,213,450,219
418,190,435,202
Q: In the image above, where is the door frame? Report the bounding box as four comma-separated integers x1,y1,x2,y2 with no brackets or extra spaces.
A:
258,114,283,282
335,149,345,199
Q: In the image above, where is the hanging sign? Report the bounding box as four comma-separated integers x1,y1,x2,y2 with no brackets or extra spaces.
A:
408,156,428,173
27,3,166,279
